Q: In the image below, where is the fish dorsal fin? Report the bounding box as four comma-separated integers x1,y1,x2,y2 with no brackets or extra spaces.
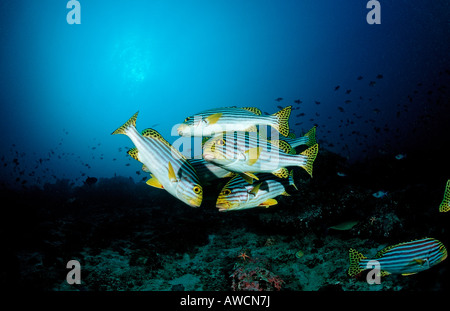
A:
168,161,177,182
250,182,262,196
127,147,140,162
259,198,278,207
241,172,259,184
142,128,171,146
206,113,222,125
146,175,164,189
241,107,262,115
299,143,319,177
268,139,292,154
272,167,289,178
245,147,261,165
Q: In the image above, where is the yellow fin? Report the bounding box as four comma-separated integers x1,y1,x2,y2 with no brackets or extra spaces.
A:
127,147,140,162
168,161,177,182
281,191,290,197
289,170,298,190
250,182,262,196
259,198,278,207
439,180,450,212
401,272,418,276
299,143,319,177
272,106,291,137
206,113,222,125
146,175,164,189
272,167,289,178
245,147,261,166
304,126,317,147
241,107,262,115
111,111,138,135
242,172,259,184
348,248,366,277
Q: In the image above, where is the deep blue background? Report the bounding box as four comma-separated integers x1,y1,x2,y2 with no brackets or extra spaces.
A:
1,0,449,187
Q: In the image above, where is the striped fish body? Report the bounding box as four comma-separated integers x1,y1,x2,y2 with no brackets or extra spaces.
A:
348,238,447,277
202,131,318,178
177,106,291,137
216,172,297,211
187,158,235,185
112,112,203,207
439,179,450,212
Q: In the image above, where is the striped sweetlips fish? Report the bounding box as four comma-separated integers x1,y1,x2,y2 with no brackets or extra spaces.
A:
216,171,298,212
439,179,450,212
202,131,318,181
112,112,203,207
177,106,292,137
348,238,447,277
186,126,317,185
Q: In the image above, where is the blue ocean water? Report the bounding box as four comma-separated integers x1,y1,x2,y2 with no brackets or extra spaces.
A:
0,0,449,294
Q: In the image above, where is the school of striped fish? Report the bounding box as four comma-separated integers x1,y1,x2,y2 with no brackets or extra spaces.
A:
112,105,448,282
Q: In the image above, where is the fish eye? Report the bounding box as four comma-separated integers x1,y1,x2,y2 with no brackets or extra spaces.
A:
216,139,225,146
184,117,190,122
193,185,202,194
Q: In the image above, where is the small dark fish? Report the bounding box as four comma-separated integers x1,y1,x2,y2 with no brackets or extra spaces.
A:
345,100,352,104
275,97,283,102
334,85,340,91
294,99,302,104
357,76,363,80
369,81,376,87
345,89,351,94
296,113,305,117
376,74,383,79
84,176,98,186
277,105,283,109
338,107,345,112
315,101,320,105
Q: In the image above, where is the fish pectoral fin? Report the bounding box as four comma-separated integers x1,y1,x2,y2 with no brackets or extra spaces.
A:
281,191,290,196
249,182,262,196
401,272,417,276
206,113,222,125
241,172,259,184
272,167,289,178
146,175,164,189
245,147,261,165
259,198,278,207
168,161,178,182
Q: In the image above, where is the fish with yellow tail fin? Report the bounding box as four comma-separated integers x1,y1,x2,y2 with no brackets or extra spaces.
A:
177,106,292,137
202,131,318,181
348,238,447,278
216,170,297,211
112,112,203,207
439,179,450,212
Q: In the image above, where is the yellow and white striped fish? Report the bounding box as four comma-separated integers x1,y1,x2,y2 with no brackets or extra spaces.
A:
177,106,292,137
216,171,298,212
112,112,203,207
202,131,318,180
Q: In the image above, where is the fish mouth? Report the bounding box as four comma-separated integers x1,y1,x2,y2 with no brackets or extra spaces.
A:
216,200,233,211
188,198,202,207
202,152,215,162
